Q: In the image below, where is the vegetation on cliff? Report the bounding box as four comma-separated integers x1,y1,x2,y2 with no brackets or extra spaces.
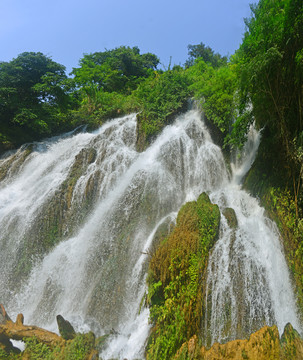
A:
238,0,303,316
145,193,220,360
0,52,72,150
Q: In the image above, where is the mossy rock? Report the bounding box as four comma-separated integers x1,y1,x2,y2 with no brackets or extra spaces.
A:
146,192,220,360
281,323,303,359
222,207,238,229
174,323,303,360
56,315,76,340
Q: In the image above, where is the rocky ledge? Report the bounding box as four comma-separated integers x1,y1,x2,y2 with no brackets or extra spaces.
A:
0,304,99,359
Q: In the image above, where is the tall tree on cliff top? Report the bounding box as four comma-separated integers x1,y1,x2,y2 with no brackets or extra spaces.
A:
72,46,159,93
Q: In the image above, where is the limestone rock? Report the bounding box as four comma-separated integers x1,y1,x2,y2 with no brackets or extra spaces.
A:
15,313,24,325
0,317,64,346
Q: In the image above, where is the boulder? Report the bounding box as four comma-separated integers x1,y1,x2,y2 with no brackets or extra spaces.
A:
56,314,76,340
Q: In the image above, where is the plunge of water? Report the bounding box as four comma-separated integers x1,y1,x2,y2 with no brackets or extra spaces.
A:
0,110,300,358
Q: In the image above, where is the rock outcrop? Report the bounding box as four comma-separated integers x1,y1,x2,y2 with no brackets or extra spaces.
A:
146,193,221,360
56,314,76,340
174,323,303,360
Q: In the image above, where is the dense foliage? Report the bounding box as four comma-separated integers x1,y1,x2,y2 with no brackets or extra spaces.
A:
72,46,159,93
235,0,303,166
238,0,303,316
0,52,72,148
0,44,235,152
185,42,228,68
187,59,237,144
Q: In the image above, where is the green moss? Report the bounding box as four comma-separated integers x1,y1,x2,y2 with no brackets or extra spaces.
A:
61,332,96,360
0,350,19,360
1,332,98,360
146,192,220,360
22,337,53,359
280,323,302,359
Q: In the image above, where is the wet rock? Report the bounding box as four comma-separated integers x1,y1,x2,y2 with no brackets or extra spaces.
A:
75,147,97,165
223,207,238,229
0,305,98,359
136,114,148,152
0,144,33,182
56,314,76,340
0,312,64,346
88,349,99,360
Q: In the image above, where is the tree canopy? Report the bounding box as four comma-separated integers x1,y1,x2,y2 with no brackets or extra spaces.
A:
71,46,159,93
0,52,70,146
185,42,228,68
235,0,303,152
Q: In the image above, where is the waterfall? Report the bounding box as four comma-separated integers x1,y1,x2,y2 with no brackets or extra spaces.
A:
0,110,225,358
0,109,300,358
204,125,301,345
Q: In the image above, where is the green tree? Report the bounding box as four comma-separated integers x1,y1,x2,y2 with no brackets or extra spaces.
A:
187,59,237,141
185,42,227,68
134,68,191,140
72,46,159,93
0,52,69,147
236,0,303,211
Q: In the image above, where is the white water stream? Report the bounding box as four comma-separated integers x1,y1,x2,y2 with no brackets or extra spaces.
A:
0,110,300,358
205,126,301,345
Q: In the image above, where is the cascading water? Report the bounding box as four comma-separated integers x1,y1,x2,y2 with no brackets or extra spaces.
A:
0,110,226,358
204,125,301,346
0,109,300,358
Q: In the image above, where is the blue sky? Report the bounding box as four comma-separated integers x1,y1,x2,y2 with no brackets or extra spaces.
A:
0,0,253,74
